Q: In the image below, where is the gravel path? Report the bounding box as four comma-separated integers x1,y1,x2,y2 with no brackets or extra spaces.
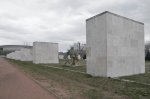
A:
0,58,57,99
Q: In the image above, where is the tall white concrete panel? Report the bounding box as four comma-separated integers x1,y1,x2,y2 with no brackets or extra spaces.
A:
33,42,58,64
86,11,145,77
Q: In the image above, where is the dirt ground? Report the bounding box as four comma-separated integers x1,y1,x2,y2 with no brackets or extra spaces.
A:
0,58,57,99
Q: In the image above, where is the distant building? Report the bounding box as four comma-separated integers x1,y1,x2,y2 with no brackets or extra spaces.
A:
0,45,32,55
0,45,32,51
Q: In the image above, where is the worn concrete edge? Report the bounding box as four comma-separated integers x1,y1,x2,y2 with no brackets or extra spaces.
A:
86,11,144,25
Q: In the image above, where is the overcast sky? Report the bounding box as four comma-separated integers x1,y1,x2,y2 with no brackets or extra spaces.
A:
0,0,150,52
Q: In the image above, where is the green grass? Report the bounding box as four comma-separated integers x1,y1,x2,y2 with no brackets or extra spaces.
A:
121,61,150,84
7,59,150,99
44,59,86,72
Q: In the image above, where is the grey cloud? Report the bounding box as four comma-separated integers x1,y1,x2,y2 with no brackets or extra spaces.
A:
0,0,149,52
0,24,30,35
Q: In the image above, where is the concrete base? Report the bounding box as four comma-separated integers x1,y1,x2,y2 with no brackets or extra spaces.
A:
86,11,145,77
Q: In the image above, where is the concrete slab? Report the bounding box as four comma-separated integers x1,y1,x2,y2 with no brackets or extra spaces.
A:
6,48,33,61
33,42,59,64
86,11,145,77
19,48,33,61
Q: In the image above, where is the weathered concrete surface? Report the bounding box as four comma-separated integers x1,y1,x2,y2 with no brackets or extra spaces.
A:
6,53,13,59
33,42,59,64
19,48,33,61
0,58,57,99
6,48,33,61
86,11,145,77
6,51,21,60
13,51,22,60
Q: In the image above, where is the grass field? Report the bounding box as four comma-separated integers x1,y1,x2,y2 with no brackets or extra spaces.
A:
7,59,150,99
121,61,150,84
45,59,150,84
44,59,86,72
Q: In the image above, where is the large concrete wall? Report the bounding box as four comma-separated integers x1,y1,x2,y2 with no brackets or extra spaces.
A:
6,52,14,59
6,51,20,60
86,13,107,77
33,42,58,64
86,11,145,77
6,48,33,61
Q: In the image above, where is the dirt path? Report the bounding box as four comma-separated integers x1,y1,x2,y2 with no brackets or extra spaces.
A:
0,58,57,99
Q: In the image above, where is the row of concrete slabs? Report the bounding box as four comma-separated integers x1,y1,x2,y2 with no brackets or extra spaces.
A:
7,49,32,61
7,42,59,64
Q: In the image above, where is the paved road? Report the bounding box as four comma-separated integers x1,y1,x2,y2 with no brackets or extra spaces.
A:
0,58,57,99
